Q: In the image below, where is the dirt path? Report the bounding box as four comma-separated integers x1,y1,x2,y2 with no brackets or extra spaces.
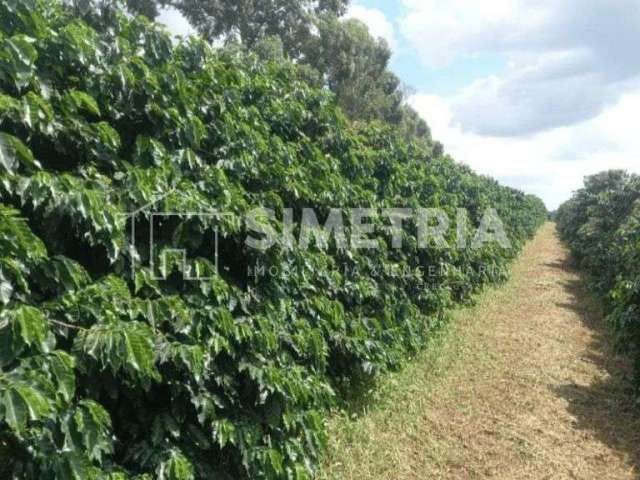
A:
321,223,640,479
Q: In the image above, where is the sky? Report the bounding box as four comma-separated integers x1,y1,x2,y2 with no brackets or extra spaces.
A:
157,1,640,210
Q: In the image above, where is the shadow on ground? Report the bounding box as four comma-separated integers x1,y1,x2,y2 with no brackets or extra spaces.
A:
546,256,640,476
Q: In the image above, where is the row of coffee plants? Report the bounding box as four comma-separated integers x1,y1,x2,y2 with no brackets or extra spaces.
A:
557,170,640,383
0,0,547,478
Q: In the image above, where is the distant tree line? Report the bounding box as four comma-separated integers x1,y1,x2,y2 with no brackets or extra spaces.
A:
125,0,435,145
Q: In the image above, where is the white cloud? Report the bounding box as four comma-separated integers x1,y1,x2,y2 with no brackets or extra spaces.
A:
346,4,397,50
409,91,640,209
156,7,195,38
400,0,640,135
400,0,525,67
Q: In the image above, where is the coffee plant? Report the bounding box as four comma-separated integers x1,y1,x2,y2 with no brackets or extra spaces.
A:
557,170,640,385
0,0,547,478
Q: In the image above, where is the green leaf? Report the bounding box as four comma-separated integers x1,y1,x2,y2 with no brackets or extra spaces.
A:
49,350,76,403
20,92,54,131
35,255,91,295
5,34,37,66
0,204,48,262
3,34,37,88
212,419,236,448
157,342,205,380
0,132,39,173
0,305,49,366
65,400,113,462
156,450,195,480
0,381,51,434
67,90,101,116
268,449,284,475
73,321,160,383
0,277,13,304
2,388,27,433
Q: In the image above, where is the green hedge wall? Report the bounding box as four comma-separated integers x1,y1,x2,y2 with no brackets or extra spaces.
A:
0,1,547,478
557,170,640,384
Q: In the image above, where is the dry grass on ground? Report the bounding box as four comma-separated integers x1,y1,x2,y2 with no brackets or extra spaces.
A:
319,223,640,480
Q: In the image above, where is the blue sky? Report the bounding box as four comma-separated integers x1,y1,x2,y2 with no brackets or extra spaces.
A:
159,1,640,209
